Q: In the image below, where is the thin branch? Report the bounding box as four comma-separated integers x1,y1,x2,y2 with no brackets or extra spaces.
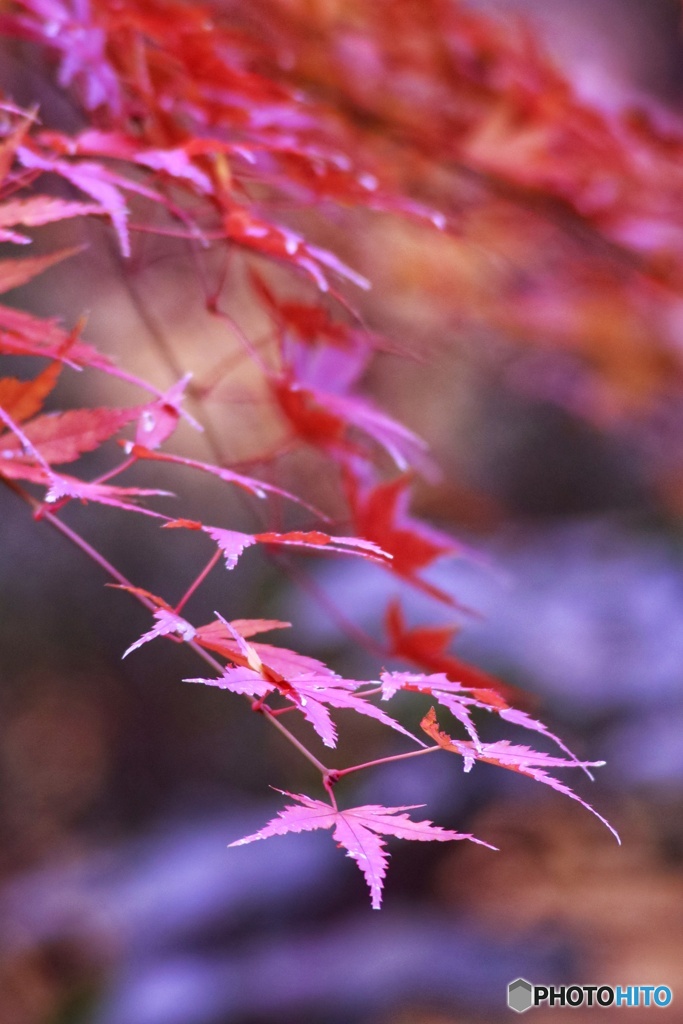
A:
331,745,440,780
259,705,329,775
4,480,330,777
174,549,221,613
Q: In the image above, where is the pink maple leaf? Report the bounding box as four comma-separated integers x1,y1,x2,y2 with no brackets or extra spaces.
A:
130,445,317,512
229,790,494,908
188,614,418,748
134,375,200,451
123,608,196,659
8,0,123,114
17,146,164,256
421,707,620,842
40,474,171,516
55,130,214,192
187,662,418,749
381,670,592,775
0,196,104,244
251,273,375,393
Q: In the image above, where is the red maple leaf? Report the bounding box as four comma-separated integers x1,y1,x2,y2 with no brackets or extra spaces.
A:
0,406,141,465
346,471,471,606
272,375,431,474
164,519,391,571
0,362,61,424
225,206,368,293
385,599,521,707
0,246,85,294
134,374,198,451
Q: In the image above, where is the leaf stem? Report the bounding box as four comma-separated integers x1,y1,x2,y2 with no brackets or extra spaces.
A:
92,454,136,486
174,549,221,613
38,506,159,613
332,745,440,779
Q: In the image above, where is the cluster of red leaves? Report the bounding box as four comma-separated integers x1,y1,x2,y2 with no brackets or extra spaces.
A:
0,0,629,906
253,0,683,500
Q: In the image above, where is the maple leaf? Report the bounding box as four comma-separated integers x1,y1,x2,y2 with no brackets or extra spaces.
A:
129,445,317,511
187,660,417,749
0,362,61,424
229,790,494,909
123,608,196,658
165,519,391,571
0,402,57,486
421,708,620,842
252,272,373,393
346,471,471,607
0,304,112,370
0,246,84,295
255,280,430,473
382,670,495,749
382,669,591,776
134,375,199,451
385,599,520,707
117,604,291,665
253,273,355,348
194,618,330,678
17,146,165,257
322,391,432,474
122,607,330,679
187,613,418,748
0,406,141,465
254,529,390,560
0,364,133,497
272,377,430,474
52,130,214,193
224,206,369,293
7,0,123,114
0,197,104,244
2,471,172,517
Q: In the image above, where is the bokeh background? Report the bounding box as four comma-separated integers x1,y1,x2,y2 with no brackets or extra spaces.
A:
1,1,683,1022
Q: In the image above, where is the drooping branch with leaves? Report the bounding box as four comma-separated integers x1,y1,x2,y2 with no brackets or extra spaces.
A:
15,0,683,906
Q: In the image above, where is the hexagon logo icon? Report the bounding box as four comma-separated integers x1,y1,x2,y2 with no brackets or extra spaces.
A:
508,978,533,1013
